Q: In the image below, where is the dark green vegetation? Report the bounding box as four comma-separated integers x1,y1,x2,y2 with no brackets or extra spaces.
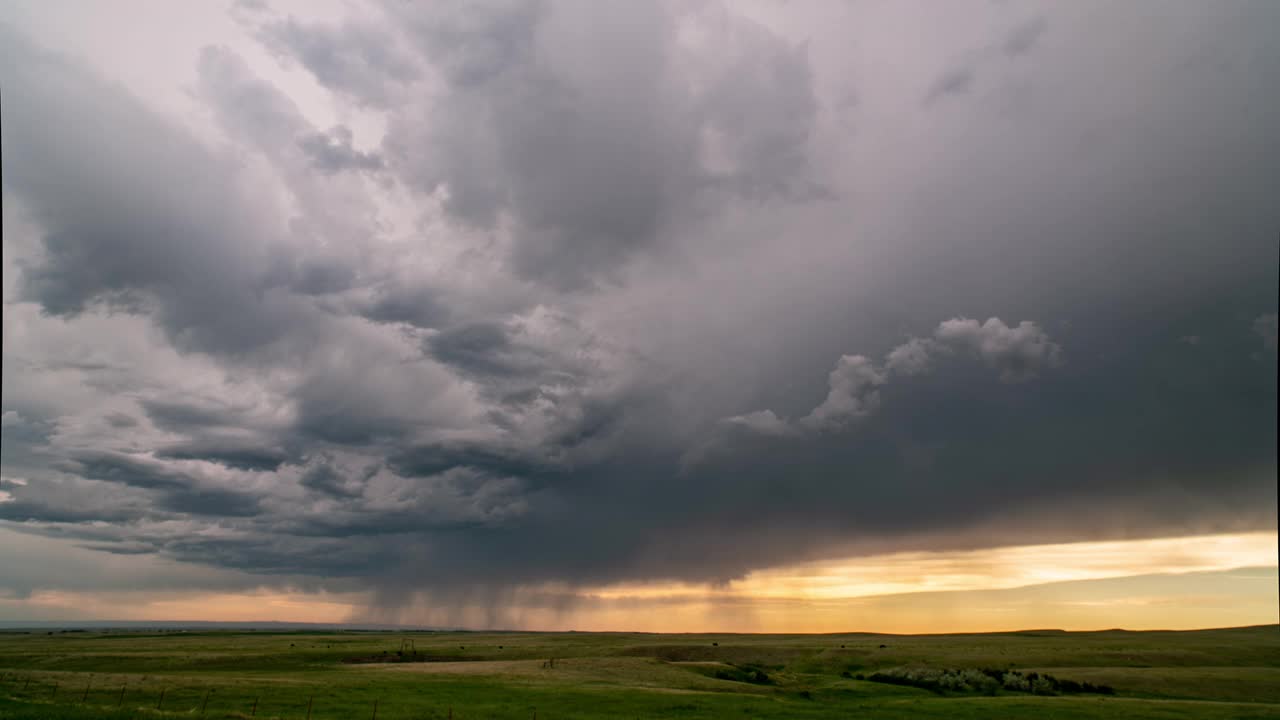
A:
0,625,1277,718
863,666,1114,695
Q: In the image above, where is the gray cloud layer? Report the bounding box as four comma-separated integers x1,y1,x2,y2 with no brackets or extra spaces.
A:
1,0,1277,611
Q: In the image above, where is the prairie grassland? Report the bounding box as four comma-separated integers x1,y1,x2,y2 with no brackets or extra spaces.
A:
0,625,1276,719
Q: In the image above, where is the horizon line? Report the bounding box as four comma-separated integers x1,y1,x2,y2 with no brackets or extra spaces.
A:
2,619,1275,636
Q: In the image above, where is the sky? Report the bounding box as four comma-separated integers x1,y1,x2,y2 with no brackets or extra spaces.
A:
0,0,1276,633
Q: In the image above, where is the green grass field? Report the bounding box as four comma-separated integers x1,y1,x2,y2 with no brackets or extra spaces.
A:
0,625,1277,719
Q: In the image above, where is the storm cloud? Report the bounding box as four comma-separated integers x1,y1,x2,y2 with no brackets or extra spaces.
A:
1,0,1277,615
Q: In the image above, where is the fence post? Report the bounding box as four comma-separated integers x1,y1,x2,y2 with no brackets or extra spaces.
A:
371,698,378,720
119,684,127,706
251,696,259,717
83,679,92,703
157,687,165,710
306,693,314,720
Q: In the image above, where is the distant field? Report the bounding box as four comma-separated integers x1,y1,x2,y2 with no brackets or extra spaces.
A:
0,625,1277,719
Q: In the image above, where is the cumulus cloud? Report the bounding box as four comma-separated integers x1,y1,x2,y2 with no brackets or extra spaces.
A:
721,410,799,437
728,317,1064,437
934,317,1063,382
799,355,887,431
884,337,944,377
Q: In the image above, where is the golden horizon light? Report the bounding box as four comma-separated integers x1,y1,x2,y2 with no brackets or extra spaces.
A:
2,530,1274,634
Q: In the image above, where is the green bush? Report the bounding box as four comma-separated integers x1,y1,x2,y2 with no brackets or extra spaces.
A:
866,666,1114,696
712,664,774,685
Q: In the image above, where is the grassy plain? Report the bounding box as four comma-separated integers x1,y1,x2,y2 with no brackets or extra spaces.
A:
0,625,1276,719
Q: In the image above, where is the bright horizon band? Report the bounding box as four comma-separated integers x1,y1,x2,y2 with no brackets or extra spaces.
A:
3,529,1273,633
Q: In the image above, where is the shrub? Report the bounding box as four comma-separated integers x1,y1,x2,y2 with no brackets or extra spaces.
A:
712,664,774,685
1001,671,1029,692
865,667,1110,697
1030,676,1058,695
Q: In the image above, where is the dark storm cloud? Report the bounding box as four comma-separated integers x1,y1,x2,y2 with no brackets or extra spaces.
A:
356,284,452,328
2,459,255,532
157,532,404,578
290,401,408,446
139,399,300,470
427,321,547,378
298,125,385,174
78,543,161,556
0,499,141,526
350,0,825,288
386,0,540,88
1256,314,1278,352
256,16,419,107
1,472,150,526
298,459,371,498
386,442,544,480
1,0,1278,613
152,486,263,517
69,452,262,517
0,412,54,470
140,399,244,434
374,1,681,287
298,464,353,498
104,413,140,429
0,25,314,357
289,258,358,296
154,439,292,472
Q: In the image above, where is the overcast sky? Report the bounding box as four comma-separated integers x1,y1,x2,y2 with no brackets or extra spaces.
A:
1,0,1276,630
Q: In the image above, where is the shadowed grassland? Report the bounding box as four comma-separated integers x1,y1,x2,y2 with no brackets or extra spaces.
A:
0,625,1276,718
